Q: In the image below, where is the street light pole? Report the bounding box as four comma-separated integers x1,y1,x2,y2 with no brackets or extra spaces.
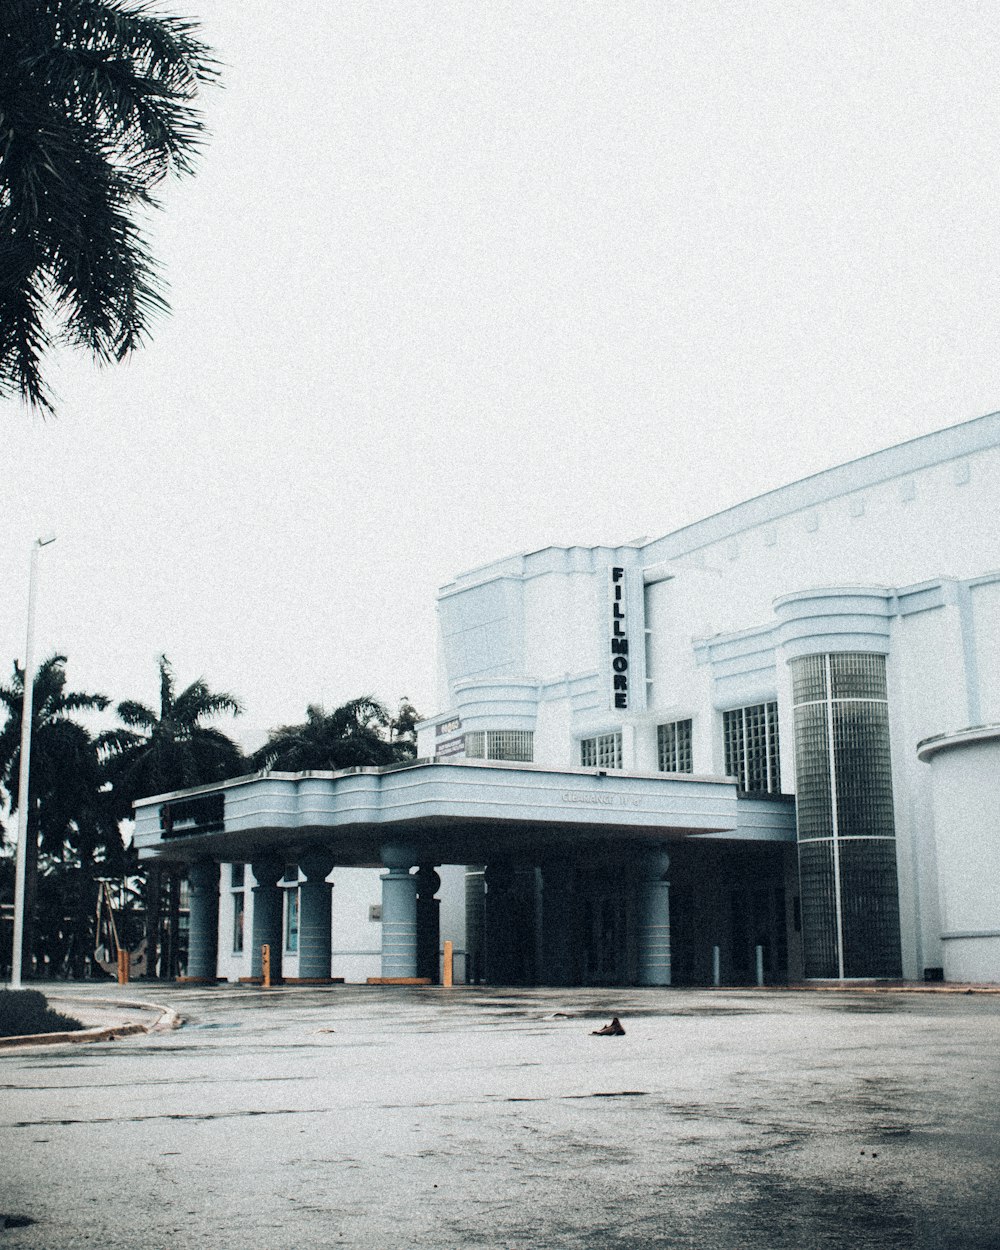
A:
10,534,56,989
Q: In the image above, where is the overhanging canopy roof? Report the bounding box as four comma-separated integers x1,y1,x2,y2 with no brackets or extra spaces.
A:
132,759,796,867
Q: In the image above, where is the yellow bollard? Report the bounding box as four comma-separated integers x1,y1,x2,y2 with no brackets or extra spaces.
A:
442,940,453,988
261,943,271,988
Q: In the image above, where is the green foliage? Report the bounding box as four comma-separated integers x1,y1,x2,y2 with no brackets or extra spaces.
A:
0,988,83,1037
389,698,420,756
252,697,416,773
0,655,117,854
0,0,218,412
102,654,245,807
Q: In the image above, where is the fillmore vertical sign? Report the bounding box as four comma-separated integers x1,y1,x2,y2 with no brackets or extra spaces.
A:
610,566,629,708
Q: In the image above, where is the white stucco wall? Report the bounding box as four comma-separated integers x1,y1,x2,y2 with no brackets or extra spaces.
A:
422,412,1000,982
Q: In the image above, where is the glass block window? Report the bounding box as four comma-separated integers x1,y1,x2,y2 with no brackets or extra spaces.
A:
657,720,693,772
232,891,245,953
580,732,622,769
464,730,533,762
486,730,533,761
723,702,781,793
790,652,901,980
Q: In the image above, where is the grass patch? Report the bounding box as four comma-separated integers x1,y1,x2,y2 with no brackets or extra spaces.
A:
0,989,84,1038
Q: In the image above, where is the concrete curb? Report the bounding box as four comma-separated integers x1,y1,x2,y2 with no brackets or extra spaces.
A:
783,981,1000,995
0,995,182,1052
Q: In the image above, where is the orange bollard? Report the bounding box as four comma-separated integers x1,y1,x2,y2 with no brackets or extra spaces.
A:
442,940,453,988
262,943,271,988
117,949,129,986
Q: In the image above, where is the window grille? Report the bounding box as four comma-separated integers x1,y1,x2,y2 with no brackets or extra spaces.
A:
723,702,781,793
580,732,623,769
657,720,693,772
463,730,533,762
486,730,533,761
232,892,245,953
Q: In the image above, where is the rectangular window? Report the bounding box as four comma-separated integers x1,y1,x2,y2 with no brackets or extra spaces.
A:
464,730,533,762
657,720,693,772
230,862,244,889
723,702,781,793
285,888,299,952
580,732,622,769
232,891,245,953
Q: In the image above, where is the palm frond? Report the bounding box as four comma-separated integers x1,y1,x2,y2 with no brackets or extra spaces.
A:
0,0,218,411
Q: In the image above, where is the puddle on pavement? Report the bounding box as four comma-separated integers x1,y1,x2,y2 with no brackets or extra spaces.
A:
0,1215,36,1230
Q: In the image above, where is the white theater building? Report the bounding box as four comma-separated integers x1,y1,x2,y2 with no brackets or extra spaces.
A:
134,412,1000,986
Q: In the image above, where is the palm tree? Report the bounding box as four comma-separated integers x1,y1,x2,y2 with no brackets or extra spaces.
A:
102,654,245,803
0,654,114,978
251,697,411,773
101,654,244,977
1,0,217,412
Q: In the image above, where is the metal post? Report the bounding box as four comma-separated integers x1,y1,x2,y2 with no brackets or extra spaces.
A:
443,939,454,988
11,535,55,989
755,944,764,986
712,945,721,986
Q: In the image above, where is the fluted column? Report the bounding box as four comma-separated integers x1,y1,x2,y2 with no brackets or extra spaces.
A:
297,853,335,980
380,843,418,978
185,860,220,982
415,865,441,983
637,845,671,986
250,857,284,982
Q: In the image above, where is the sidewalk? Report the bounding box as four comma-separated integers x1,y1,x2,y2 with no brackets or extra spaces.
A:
0,988,181,1051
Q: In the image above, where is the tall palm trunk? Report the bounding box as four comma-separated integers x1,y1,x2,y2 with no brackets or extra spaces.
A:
71,850,99,980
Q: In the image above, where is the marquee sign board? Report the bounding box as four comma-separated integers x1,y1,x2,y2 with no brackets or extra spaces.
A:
610,565,629,709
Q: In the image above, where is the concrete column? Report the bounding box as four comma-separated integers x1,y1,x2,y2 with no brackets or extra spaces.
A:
637,845,671,986
415,865,441,983
464,866,486,985
380,843,418,978
485,861,537,985
250,857,284,981
541,858,577,987
296,853,335,980
185,860,220,982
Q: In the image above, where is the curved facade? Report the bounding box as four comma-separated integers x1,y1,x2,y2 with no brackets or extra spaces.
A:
917,726,1000,982
136,412,1000,986
416,411,1000,983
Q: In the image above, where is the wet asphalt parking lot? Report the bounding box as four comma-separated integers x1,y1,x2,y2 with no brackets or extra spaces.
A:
1,984,999,1249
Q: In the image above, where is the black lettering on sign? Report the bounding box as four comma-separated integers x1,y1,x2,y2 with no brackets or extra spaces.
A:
609,567,629,709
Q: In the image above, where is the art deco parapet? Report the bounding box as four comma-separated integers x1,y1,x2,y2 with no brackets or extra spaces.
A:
773,585,893,659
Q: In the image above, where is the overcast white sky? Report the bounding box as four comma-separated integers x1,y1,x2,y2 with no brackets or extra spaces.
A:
4,1,1000,753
